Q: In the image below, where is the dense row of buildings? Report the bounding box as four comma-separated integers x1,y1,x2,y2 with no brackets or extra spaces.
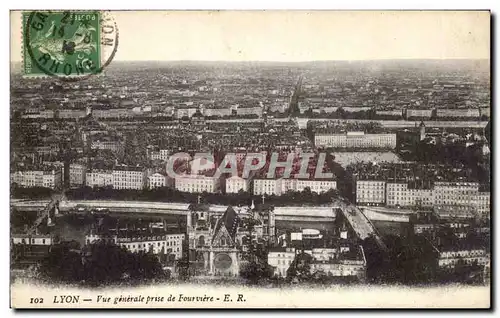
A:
356,180,490,219
11,163,337,196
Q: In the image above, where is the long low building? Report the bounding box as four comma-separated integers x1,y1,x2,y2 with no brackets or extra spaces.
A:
253,178,337,196
85,233,185,260
436,108,480,118
315,132,397,149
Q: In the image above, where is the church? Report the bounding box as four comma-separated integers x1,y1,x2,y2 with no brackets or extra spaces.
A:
187,203,276,277
187,205,241,277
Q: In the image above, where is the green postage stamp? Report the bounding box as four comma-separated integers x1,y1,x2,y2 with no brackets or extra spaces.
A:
22,11,118,79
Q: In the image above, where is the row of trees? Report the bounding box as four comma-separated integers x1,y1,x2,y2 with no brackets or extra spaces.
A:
38,241,167,286
11,185,54,199
64,186,340,206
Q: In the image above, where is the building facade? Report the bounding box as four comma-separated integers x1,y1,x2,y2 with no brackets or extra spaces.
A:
356,180,386,205
85,233,185,260
175,175,221,193
475,192,491,219
150,149,170,161
268,247,296,277
386,183,434,207
148,172,167,189
406,109,433,119
315,132,397,149
112,166,147,190
69,163,87,188
436,108,480,118
11,169,62,189
434,182,479,206
188,207,241,277
226,176,251,193
253,178,282,195
86,170,113,188
296,179,337,193
91,140,122,152
12,234,54,246
438,248,488,268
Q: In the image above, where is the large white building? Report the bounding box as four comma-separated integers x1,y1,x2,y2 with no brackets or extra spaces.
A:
434,182,479,206
175,107,198,119
268,247,296,277
356,180,386,205
117,234,184,259
86,170,113,188
92,108,131,119
148,172,169,189
386,183,434,207
150,149,170,162
315,132,397,149
69,163,87,188
175,175,221,193
164,233,185,259
11,169,62,190
268,246,366,280
475,192,491,219
226,176,251,193
58,109,87,119
86,233,185,260
438,248,488,268
112,166,147,190
253,178,283,196
12,234,54,246
384,181,489,219
254,178,337,196
406,109,433,119
42,170,62,189
91,140,122,152
436,108,480,118
296,179,337,193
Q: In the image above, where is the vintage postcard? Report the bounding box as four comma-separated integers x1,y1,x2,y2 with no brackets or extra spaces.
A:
10,10,491,309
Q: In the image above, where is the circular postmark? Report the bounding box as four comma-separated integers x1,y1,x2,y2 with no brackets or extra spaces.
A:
23,10,118,81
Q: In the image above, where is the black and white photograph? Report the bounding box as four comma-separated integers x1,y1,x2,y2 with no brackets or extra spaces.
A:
9,10,491,308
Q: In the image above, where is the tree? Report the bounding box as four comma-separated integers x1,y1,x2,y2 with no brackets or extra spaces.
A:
286,252,313,282
239,260,273,284
176,257,190,280
38,241,167,286
35,240,80,280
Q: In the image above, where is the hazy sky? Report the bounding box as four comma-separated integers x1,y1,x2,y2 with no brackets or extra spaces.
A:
11,10,490,62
